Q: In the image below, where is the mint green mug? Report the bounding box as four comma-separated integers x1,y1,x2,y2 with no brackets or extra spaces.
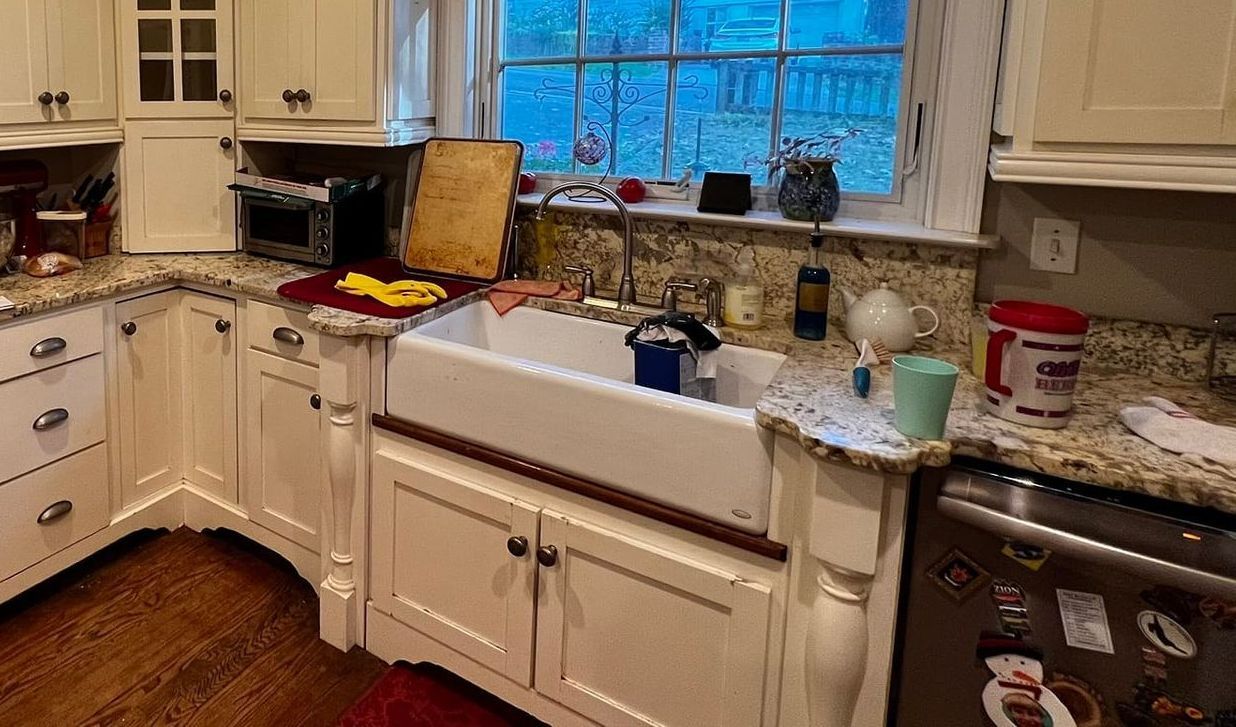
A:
892,355,960,440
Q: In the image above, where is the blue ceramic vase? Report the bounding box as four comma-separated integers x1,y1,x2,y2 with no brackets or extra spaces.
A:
777,160,840,222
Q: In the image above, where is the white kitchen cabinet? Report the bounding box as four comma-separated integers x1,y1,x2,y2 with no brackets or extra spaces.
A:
0,1,51,126
119,0,235,118
180,292,238,502
116,291,184,507
243,349,321,552
371,451,539,686
370,443,773,726
121,119,237,253
0,0,121,146
237,0,434,145
535,510,771,727
990,0,1236,191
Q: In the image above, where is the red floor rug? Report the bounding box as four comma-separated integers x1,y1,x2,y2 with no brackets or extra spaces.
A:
336,663,547,727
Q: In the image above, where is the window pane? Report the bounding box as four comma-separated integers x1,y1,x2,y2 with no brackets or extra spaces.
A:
788,0,906,50
778,54,902,195
138,0,171,9
581,62,668,178
183,59,218,100
181,19,216,53
679,3,780,54
139,60,174,101
503,0,578,60
138,19,173,53
180,0,215,9
671,59,774,176
501,65,577,172
586,0,670,55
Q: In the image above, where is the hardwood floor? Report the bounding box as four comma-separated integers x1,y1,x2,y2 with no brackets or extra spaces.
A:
0,527,388,726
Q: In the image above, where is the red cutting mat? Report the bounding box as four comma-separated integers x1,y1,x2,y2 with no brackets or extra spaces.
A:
276,257,483,319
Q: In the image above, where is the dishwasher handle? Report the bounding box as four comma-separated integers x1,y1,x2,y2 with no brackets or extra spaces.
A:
938,492,1236,600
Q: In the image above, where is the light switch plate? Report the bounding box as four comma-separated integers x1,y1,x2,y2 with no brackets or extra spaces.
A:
1030,218,1080,274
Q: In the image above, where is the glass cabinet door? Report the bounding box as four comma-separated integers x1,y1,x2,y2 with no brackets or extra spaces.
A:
125,0,234,117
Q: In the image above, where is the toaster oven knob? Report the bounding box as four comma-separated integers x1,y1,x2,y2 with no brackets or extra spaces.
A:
316,243,330,258
316,209,330,222
315,227,329,239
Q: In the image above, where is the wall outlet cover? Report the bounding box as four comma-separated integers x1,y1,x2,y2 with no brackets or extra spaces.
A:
1030,218,1080,274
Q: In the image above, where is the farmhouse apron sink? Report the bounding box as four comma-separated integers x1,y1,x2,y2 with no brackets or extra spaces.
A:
384,302,786,534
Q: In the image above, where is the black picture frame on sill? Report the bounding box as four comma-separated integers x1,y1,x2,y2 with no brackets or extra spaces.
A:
696,172,752,216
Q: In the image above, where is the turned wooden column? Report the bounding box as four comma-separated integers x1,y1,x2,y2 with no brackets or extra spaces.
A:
317,335,368,651
806,561,875,726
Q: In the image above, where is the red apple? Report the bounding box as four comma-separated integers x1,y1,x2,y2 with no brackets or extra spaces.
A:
518,171,537,195
617,177,647,204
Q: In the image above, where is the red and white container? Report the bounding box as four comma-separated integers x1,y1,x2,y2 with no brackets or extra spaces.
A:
984,300,1089,429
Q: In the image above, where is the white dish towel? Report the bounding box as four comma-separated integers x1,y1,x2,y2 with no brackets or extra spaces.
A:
1120,396,1236,475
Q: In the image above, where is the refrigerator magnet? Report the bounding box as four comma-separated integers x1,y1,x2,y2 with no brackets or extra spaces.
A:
1001,541,1052,572
976,632,1078,727
1044,673,1106,727
926,548,990,602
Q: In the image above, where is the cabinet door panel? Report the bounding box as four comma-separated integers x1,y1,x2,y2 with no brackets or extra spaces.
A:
45,0,117,123
116,292,183,507
121,0,234,117
1036,0,1236,144
123,119,236,253
371,450,538,686
244,349,320,552
181,292,237,502
0,0,50,125
300,0,375,121
239,0,301,120
535,511,771,727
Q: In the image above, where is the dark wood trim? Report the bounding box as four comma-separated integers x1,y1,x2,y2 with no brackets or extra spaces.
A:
372,414,789,561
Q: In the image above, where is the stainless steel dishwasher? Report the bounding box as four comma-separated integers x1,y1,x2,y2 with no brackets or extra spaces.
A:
889,458,1236,727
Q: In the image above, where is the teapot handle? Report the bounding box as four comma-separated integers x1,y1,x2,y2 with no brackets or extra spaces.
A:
910,306,940,339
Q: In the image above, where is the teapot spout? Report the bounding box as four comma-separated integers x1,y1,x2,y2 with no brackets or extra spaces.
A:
838,287,858,311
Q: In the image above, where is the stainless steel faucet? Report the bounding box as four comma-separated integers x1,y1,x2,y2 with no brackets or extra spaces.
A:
534,182,638,305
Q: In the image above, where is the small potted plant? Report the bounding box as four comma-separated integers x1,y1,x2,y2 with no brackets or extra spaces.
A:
747,129,861,222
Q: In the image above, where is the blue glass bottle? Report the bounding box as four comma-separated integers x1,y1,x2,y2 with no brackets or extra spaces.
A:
793,232,830,340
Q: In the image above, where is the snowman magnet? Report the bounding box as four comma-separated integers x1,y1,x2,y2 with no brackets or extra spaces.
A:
977,632,1077,727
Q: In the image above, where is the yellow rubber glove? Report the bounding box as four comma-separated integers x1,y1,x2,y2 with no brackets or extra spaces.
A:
334,273,448,308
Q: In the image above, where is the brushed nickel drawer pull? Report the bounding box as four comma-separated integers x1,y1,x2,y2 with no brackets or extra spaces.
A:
29,337,67,358
32,408,69,431
37,500,73,525
272,327,304,346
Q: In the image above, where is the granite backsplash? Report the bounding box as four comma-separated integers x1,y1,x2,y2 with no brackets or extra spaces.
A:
514,210,979,346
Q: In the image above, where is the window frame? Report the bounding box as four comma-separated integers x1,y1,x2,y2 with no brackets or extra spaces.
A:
481,0,947,223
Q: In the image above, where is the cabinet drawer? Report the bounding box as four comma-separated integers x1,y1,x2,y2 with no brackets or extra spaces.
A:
247,300,318,366
0,354,107,484
0,444,110,584
0,306,104,384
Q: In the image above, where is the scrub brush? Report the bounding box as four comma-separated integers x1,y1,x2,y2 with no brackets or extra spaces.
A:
868,338,893,365
852,339,881,398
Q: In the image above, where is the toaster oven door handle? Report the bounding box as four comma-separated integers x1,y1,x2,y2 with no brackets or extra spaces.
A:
272,327,305,346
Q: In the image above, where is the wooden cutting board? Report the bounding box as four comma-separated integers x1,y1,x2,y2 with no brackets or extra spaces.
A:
401,138,523,283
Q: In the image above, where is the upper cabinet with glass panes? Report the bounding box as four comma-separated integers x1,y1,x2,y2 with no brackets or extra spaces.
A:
120,0,235,117
495,0,914,199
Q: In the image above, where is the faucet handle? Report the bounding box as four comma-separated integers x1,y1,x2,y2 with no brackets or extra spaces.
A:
564,264,595,297
697,277,725,328
660,280,698,311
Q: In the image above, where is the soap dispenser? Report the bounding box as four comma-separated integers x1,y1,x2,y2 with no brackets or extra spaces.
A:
723,246,764,329
793,223,830,340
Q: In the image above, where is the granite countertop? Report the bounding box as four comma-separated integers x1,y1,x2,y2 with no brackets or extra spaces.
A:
0,253,483,337
5,253,1234,515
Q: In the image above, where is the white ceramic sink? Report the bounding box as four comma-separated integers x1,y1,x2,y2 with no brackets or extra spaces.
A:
385,302,786,534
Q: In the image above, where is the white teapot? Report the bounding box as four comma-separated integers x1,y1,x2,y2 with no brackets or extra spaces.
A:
839,283,940,352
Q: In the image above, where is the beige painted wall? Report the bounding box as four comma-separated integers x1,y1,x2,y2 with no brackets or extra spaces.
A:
977,181,1236,328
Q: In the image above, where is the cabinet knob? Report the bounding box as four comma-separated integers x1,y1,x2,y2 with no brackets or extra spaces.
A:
214,319,231,333
218,88,232,103
55,91,69,105
309,394,321,410
506,536,528,558
121,321,137,336
219,136,233,150
282,89,296,103
536,545,558,568
37,500,73,525
295,89,311,103
37,91,53,106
